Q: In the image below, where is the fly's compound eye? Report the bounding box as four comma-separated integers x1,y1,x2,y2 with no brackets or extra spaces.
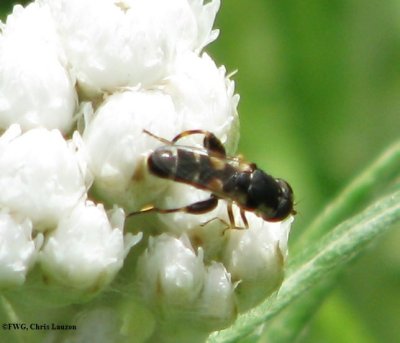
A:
247,170,287,221
273,178,295,220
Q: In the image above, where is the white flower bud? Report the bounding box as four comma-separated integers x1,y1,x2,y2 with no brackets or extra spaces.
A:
0,211,42,287
197,262,236,327
164,52,239,153
0,126,88,231
43,0,220,94
0,2,76,134
223,213,293,311
40,201,141,291
187,0,221,51
137,234,238,339
137,234,205,306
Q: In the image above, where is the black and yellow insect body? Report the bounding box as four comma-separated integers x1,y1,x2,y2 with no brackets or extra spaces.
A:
130,129,295,229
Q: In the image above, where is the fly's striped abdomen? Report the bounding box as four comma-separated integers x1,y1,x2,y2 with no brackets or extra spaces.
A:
148,145,237,195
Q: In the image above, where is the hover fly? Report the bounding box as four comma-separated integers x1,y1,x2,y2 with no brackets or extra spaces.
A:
129,129,295,229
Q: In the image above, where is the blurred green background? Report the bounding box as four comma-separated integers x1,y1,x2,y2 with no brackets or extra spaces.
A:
209,1,400,342
1,1,399,342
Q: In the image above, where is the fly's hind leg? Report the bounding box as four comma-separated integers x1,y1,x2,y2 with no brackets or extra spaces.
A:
128,195,219,217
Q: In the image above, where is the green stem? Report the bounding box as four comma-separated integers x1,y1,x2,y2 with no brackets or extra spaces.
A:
257,275,339,343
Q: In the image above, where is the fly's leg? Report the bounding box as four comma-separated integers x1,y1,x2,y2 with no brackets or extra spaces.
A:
200,217,230,228
222,203,248,231
200,203,249,231
171,130,226,157
240,208,249,229
226,202,236,229
128,195,219,217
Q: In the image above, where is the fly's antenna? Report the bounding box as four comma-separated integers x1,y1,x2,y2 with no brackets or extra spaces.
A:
142,129,172,145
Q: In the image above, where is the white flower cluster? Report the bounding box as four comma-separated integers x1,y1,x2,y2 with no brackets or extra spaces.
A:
0,0,293,341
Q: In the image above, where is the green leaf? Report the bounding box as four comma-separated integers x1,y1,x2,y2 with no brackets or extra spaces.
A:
208,189,400,343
